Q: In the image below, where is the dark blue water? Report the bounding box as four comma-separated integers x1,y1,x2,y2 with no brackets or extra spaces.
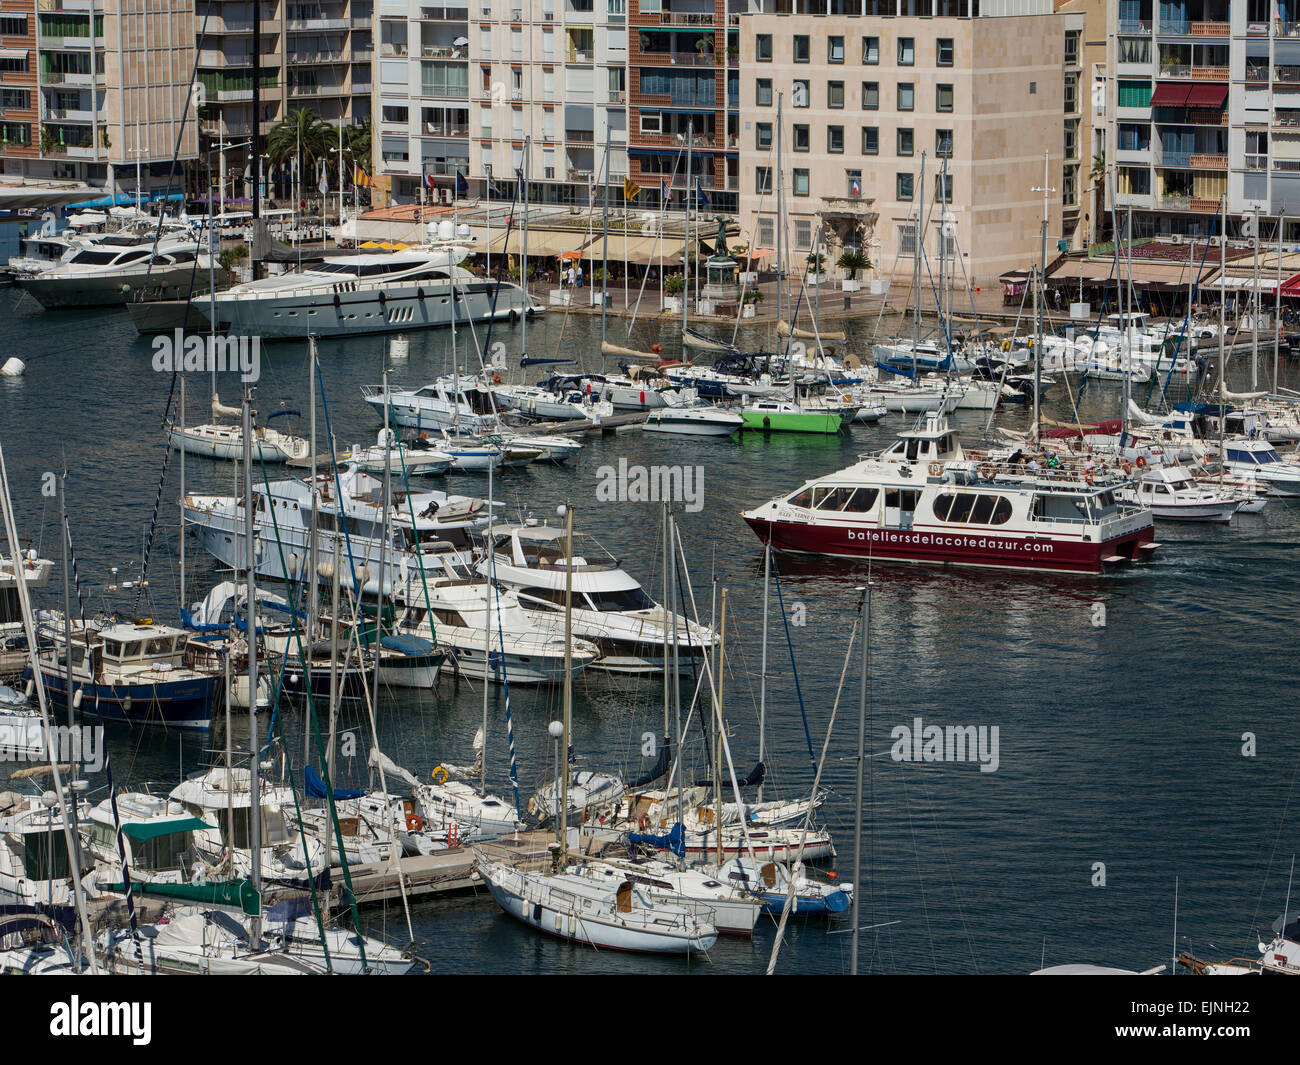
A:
1,278,1298,975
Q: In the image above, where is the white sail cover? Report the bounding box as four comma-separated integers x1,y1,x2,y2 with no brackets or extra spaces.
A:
777,319,846,342
368,747,420,789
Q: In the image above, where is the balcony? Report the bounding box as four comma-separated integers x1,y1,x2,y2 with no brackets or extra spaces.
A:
1157,194,1190,210
565,128,594,142
1279,66,1300,83
1274,159,1300,172
1118,19,1151,34
1189,197,1220,212
218,88,254,101
291,51,347,63
1188,22,1228,37
1159,64,1228,80
637,50,717,66
1245,154,1268,170
422,46,466,58
287,18,351,31
1189,153,1227,168
1158,149,1192,167
1280,21,1300,37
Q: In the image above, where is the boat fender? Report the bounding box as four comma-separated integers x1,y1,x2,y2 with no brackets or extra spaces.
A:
762,416,771,430
432,765,449,784
1122,460,1132,474
378,291,387,305
637,813,651,831
928,462,943,477
493,373,502,384
406,814,423,832
509,309,519,323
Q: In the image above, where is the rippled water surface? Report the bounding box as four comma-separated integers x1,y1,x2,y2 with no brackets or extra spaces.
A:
1,272,1298,974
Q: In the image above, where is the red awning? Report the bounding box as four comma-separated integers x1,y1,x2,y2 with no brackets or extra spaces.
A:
1185,83,1228,108
1150,82,1192,107
1280,271,1300,296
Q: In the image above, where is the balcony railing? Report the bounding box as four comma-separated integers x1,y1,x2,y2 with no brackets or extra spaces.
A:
1245,153,1268,170
1189,153,1227,168
1189,197,1221,212
1158,149,1192,167
1280,20,1300,37
1274,159,1300,171
1188,21,1229,37
1118,19,1150,34
1278,65,1300,82
657,11,713,26
565,129,594,142
638,50,717,66
1246,64,1269,82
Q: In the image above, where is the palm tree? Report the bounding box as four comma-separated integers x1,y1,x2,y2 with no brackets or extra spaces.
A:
1090,151,1107,245
266,108,331,176
342,119,371,173
836,248,871,280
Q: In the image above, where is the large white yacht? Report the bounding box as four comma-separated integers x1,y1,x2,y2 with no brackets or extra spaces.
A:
15,232,214,308
208,224,539,339
478,523,718,674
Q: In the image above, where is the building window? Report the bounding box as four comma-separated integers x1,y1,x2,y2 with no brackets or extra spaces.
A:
898,37,914,65
1116,79,1151,108
756,122,772,150
828,125,844,153
937,37,953,67
1063,122,1077,160
934,173,952,204
898,83,914,111
793,218,812,249
793,79,809,107
793,168,810,196
862,126,878,155
794,35,809,63
640,112,661,133
898,221,917,255
1029,81,1037,95
897,172,914,201
897,128,913,156
828,36,844,64
756,79,772,107
937,84,953,112
1063,167,1077,207
756,166,773,194
793,124,810,152
757,216,775,246
756,34,772,62
827,80,844,109
1064,72,1078,114
1064,30,1080,66
936,128,953,157
862,81,879,109
862,36,879,64
846,168,862,197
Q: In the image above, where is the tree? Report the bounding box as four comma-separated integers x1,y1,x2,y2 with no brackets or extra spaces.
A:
266,108,331,176
343,119,372,172
836,248,871,279
664,273,686,295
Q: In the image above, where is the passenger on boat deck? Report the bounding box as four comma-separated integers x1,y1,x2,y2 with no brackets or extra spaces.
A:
1028,458,1040,473
1009,449,1024,466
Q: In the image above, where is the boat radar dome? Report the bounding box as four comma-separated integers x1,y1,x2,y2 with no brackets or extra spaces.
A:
457,223,471,240
438,219,454,242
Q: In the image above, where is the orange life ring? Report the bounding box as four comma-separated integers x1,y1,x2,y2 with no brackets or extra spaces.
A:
1122,460,1132,474
1135,455,1147,468
492,373,502,384
637,813,651,831
419,432,428,440
406,814,423,832
928,461,943,477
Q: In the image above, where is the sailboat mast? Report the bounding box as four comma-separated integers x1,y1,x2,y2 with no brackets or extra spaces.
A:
1034,151,1050,443
559,504,574,865
59,470,74,731
307,338,319,646
776,93,783,330
481,458,493,796
669,516,683,834
683,125,692,336
521,137,529,357
241,386,262,944
371,367,392,736
660,504,669,745
601,121,610,348
757,540,770,804
1252,206,1260,392
913,152,924,379
712,589,727,868
851,583,870,976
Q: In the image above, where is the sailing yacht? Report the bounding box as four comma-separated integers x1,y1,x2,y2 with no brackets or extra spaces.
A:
0,790,96,906
0,551,53,675
208,226,538,340
479,522,718,673
169,395,309,464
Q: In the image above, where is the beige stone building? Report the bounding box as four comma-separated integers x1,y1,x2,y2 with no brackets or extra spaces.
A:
736,3,1078,288
0,0,197,196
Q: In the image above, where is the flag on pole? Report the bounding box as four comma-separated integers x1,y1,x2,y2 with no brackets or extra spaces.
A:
355,165,375,188
696,180,709,210
455,170,469,199
661,178,672,204
850,176,861,198
623,176,640,201
424,169,436,192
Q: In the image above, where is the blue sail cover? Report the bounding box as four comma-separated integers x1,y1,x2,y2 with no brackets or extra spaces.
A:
628,821,686,858
304,763,364,800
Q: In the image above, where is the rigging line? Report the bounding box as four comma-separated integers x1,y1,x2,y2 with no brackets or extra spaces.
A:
315,359,366,625
897,771,939,973
913,769,980,974
765,611,859,976
481,176,522,358
1157,203,1221,411
769,556,817,774
253,447,364,969
132,372,181,610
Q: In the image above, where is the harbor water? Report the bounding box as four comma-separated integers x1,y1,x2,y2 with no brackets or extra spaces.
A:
1,279,1298,974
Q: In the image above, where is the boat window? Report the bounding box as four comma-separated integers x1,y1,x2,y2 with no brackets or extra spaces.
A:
137,828,191,871
884,489,919,511
814,486,858,510
585,587,656,612
22,831,70,880
122,641,142,658
968,495,996,524
1260,449,1281,464
989,496,1013,524
946,494,975,523
68,249,125,266
103,640,121,658
146,637,172,656
932,493,954,520
785,487,815,508
841,487,879,512
903,438,924,462
518,586,566,609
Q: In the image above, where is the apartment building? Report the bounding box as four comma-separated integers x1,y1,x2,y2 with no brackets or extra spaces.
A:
736,2,1074,285
0,0,197,195
1058,0,1105,247
1106,0,1300,241
373,0,631,207
195,0,371,196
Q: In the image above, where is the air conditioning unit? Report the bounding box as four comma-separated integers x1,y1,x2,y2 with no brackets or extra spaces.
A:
1171,233,1183,244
